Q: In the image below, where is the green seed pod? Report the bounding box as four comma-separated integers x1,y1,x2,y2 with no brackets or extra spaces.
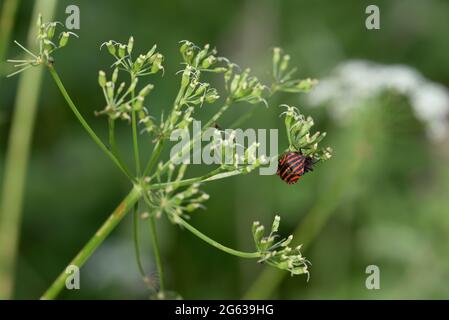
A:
273,47,281,68
150,54,163,74
146,44,157,59
179,41,192,55
128,77,138,92
59,32,69,48
280,54,290,72
112,68,119,83
205,89,219,103
106,82,115,101
181,66,192,88
271,215,281,233
98,71,106,88
118,44,127,58
139,84,154,97
127,36,134,55
106,41,116,56
47,22,56,40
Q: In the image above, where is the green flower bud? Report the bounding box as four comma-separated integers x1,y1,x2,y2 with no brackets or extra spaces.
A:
139,84,154,97
59,32,69,48
106,82,115,101
112,68,119,83
271,215,280,233
146,44,157,59
118,44,127,58
106,41,116,55
150,53,163,74
280,54,290,72
273,47,281,68
98,70,106,88
127,36,134,54
47,22,56,40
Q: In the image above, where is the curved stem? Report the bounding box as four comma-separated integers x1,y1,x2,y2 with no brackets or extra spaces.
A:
48,66,133,181
148,216,165,292
175,216,260,259
41,185,143,300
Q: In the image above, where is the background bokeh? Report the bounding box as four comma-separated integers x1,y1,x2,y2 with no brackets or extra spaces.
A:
1,0,449,299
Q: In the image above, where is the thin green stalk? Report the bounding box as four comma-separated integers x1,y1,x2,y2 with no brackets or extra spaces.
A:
148,166,224,190
148,216,165,292
48,66,133,181
131,85,141,176
176,217,260,259
133,202,146,278
153,101,232,177
243,133,366,299
108,118,132,177
0,0,57,300
143,140,164,176
41,185,143,300
0,0,20,76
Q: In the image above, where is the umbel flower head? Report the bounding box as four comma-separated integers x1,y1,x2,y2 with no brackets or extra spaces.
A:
7,14,77,77
101,37,164,78
281,104,333,162
252,215,310,277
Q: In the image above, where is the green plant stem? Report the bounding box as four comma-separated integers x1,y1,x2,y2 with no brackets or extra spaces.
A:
0,0,20,76
41,185,143,300
0,0,57,300
48,66,133,181
133,202,146,278
148,166,224,190
131,85,141,176
154,100,232,177
143,140,164,177
148,216,165,292
176,216,260,259
243,134,366,299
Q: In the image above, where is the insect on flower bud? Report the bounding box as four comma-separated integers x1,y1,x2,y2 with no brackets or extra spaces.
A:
98,71,106,88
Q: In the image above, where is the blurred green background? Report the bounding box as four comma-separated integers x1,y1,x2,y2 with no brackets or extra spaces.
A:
1,0,449,299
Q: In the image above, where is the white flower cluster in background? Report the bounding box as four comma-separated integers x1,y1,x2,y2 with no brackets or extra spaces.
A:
307,60,449,141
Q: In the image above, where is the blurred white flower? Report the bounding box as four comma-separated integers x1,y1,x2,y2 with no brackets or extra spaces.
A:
307,60,449,141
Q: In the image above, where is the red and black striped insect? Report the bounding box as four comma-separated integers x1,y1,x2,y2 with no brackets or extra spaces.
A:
277,151,315,184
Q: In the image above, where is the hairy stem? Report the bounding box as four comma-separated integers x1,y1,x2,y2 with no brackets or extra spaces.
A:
48,66,133,181
175,216,260,259
41,185,143,300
